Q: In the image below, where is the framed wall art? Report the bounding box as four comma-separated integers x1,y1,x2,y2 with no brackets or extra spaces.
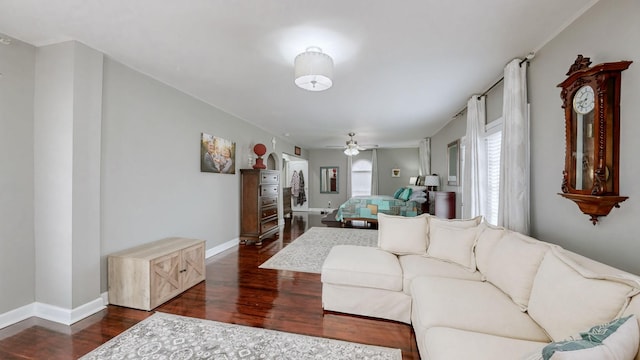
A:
201,132,236,174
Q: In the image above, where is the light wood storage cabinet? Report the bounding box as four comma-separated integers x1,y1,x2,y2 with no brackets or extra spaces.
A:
240,169,280,245
108,237,205,311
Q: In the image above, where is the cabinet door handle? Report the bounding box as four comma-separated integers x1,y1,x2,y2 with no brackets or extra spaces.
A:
179,269,187,273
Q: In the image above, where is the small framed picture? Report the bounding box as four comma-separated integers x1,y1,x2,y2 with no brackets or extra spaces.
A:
294,146,301,156
391,168,401,177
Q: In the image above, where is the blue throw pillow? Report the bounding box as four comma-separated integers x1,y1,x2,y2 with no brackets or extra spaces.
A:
398,188,413,201
393,187,405,199
540,315,638,360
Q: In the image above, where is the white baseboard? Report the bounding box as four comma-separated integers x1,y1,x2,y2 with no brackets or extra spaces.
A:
309,207,334,214
0,303,34,330
205,238,239,259
35,297,106,326
0,239,238,330
0,296,106,330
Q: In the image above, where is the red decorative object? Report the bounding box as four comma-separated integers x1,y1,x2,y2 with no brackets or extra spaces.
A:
252,143,267,169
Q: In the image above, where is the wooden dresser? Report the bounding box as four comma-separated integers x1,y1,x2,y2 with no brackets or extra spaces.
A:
107,237,205,311
240,169,280,245
434,191,456,219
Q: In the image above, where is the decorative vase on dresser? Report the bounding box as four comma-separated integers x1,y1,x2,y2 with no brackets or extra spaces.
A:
240,169,280,245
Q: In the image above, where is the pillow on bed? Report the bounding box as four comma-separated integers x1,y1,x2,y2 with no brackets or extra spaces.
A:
412,197,427,204
398,188,413,201
393,187,405,199
407,185,427,192
409,191,426,199
378,213,429,255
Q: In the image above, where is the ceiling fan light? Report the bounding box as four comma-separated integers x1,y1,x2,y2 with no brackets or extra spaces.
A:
294,47,333,91
344,147,359,156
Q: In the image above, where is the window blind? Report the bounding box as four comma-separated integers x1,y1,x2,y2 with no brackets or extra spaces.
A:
485,130,502,225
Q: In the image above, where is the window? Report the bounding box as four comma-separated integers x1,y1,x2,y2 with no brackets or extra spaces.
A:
484,119,502,225
351,158,372,197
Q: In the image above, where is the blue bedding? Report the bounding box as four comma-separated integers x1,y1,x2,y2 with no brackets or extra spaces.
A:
335,195,421,222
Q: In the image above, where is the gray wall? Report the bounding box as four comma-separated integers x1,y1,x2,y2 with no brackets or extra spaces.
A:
308,149,349,208
101,58,297,290
0,37,36,314
528,0,640,274
308,148,420,208
0,39,301,317
376,148,420,196
430,0,640,274
33,42,103,309
431,114,466,217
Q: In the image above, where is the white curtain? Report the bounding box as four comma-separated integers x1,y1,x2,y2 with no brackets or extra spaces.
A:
498,59,530,234
462,96,487,219
418,138,431,176
371,149,379,195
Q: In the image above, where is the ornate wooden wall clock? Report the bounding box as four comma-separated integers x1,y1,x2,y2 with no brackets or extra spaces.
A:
558,55,632,225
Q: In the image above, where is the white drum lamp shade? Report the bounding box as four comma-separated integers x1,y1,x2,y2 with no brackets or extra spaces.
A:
424,175,440,187
294,47,333,91
424,175,440,191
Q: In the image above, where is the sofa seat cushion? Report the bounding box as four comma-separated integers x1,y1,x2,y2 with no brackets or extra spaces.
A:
321,245,402,291
420,327,547,360
399,255,482,294
528,248,640,342
322,283,412,324
410,276,549,342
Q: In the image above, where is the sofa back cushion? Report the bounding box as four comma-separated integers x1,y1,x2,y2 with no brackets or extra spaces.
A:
425,217,481,271
528,248,640,342
483,231,550,310
377,213,429,255
429,216,482,230
474,221,508,275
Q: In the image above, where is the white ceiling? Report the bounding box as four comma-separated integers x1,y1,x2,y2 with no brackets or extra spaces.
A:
0,0,597,149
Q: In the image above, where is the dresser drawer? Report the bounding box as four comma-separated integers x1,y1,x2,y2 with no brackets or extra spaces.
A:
261,206,278,220
261,219,279,233
261,196,277,207
261,172,279,185
260,185,278,197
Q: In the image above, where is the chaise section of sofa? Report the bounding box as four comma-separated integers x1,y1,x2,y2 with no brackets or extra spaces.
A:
320,213,640,360
321,244,411,323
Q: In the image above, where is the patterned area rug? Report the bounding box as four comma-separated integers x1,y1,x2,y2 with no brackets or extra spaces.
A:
80,312,401,360
259,227,378,273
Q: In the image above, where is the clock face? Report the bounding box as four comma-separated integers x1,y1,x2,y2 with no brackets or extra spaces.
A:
573,85,595,115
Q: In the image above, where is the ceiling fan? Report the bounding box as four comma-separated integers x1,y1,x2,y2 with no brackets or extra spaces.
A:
328,132,377,156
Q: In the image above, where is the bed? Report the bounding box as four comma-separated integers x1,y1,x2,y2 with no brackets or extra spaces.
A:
334,194,423,226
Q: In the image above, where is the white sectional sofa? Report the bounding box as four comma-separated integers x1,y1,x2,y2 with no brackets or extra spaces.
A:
321,213,640,360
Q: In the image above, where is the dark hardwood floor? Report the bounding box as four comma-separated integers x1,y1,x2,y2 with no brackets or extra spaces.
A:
0,212,419,359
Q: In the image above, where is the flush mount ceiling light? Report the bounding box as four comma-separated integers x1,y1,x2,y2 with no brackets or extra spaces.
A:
294,46,333,91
